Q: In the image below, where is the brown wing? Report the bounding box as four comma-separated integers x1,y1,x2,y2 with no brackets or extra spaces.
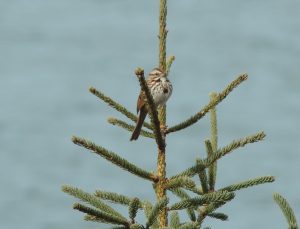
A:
136,72,151,114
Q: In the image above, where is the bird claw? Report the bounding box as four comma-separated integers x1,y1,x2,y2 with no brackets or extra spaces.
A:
160,124,168,136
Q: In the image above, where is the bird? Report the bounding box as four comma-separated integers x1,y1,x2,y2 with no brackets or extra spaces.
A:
130,68,172,141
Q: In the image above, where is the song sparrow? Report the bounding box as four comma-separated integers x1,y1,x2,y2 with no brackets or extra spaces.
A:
130,68,173,141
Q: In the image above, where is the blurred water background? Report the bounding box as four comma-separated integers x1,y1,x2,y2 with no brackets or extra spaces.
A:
1,0,300,228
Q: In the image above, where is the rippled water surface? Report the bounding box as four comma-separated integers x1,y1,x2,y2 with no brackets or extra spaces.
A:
1,1,300,229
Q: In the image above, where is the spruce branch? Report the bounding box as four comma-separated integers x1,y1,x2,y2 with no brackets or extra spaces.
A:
166,73,248,134
62,185,126,220
94,190,133,206
169,188,196,221
166,55,175,77
72,136,158,182
205,140,215,191
136,67,169,228
203,131,266,167
186,208,197,222
129,198,141,223
185,186,204,196
196,159,208,193
142,200,153,218
208,92,218,191
205,92,218,190
170,163,205,180
108,117,155,139
209,93,218,151
89,87,153,130
169,191,234,211
84,214,107,223
159,0,168,72
197,201,228,223
170,211,180,228
142,200,158,228
73,203,129,226
130,224,145,229
85,215,127,226
135,68,165,150
173,131,266,180
207,212,228,221
220,176,275,192
274,193,298,229
108,227,127,229
170,183,203,196
146,197,169,228
168,178,203,196
178,222,200,229
165,176,196,190
157,0,169,227
170,188,190,200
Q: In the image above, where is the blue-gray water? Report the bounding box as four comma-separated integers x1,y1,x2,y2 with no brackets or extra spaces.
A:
1,1,300,229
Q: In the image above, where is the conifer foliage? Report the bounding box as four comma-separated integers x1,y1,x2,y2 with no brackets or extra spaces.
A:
62,1,298,228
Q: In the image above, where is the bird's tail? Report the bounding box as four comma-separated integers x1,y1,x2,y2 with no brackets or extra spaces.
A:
130,109,147,141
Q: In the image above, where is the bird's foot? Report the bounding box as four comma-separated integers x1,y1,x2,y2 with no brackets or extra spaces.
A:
160,124,168,136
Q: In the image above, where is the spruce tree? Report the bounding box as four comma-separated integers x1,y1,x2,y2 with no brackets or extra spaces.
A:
62,1,298,228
